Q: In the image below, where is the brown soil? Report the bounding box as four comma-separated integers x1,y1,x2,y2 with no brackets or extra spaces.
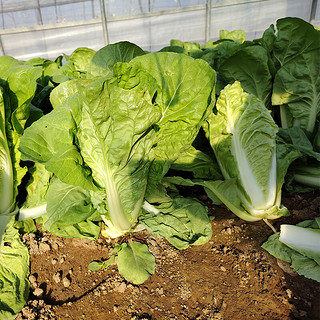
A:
16,190,320,320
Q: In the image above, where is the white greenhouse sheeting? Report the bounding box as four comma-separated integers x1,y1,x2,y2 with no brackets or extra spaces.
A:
0,0,319,60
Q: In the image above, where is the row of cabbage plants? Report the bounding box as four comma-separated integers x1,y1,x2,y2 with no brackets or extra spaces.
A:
0,16,319,319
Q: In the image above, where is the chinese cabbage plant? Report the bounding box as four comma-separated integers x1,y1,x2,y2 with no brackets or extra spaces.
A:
0,59,43,320
166,81,299,222
19,51,216,283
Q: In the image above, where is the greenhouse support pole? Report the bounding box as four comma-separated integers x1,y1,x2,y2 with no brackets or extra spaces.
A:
205,0,212,42
0,36,4,56
310,0,318,22
99,0,109,45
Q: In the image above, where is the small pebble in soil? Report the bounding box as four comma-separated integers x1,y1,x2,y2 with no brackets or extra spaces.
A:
53,271,62,283
51,258,58,265
38,242,51,253
29,274,38,288
115,282,127,293
33,287,44,297
51,242,59,250
63,276,71,287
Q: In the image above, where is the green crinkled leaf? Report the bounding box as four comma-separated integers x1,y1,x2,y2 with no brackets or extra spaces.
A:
141,197,212,250
43,177,99,239
42,218,100,240
271,17,320,133
0,217,30,320
20,162,52,210
88,255,115,271
170,145,222,180
49,79,80,108
130,52,216,194
20,96,98,191
117,241,155,284
272,51,320,133
272,17,320,67
220,29,246,43
277,127,320,161
200,41,244,70
14,218,37,234
20,70,161,237
68,47,96,73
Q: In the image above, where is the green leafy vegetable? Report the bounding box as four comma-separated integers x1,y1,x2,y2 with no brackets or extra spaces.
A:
20,51,215,242
141,197,212,250
203,81,290,220
0,61,41,319
0,218,30,320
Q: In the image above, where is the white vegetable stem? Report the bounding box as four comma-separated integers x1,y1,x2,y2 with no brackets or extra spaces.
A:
0,135,14,215
279,224,320,252
18,204,47,221
142,201,160,215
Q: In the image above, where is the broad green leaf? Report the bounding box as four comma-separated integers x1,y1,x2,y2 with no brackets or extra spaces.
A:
141,197,212,250
18,162,52,221
49,79,79,108
44,177,98,238
199,41,243,70
42,218,100,240
277,127,320,161
88,255,115,271
68,47,96,73
171,145,222,180
219,46,273,108
130,52,216,193
272,17,320,67
272,51,320,133
20,163,52,209
89,41,145,77
14,218,37,234
0,56,22,76
20,96,98,191
0,217,29,320
271,17,320,133
117,241,155,284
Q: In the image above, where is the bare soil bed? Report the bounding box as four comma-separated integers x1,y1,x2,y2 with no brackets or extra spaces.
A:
16,189,320,320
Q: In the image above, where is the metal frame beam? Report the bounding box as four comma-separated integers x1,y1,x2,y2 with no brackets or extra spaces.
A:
99,0,109,45
310,0,318,22
205,0,212,42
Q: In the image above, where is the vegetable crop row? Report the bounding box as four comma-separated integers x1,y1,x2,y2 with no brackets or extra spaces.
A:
0,17,319,319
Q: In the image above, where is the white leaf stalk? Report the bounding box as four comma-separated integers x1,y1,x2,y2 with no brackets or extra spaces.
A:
279,224,320,253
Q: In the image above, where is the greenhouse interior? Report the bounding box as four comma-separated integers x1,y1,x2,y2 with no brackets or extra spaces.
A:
0,0,319,59
1,1,320,320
